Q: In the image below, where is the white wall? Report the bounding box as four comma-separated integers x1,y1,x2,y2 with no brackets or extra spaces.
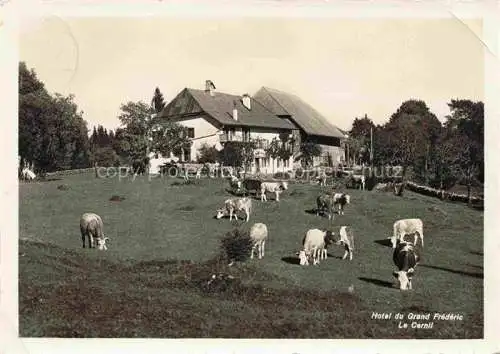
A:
172,116,221,161
166,117,294,174
248,128,293,175
313,145,345,166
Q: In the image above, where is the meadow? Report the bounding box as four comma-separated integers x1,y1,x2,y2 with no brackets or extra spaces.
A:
19,172,484,338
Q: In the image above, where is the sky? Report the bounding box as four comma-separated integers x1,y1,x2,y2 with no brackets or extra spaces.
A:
19,16,484,133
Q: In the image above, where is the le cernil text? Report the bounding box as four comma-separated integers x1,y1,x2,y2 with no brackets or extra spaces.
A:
371,312,463,321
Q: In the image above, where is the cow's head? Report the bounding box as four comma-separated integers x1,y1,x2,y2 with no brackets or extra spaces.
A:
297,250,309,266
280,181,289,191
392,268,415,290
97,237,109,251
216,209,225,219
324,230,337,247
344,194,351,204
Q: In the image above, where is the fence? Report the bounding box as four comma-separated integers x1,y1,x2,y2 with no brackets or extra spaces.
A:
44,168,96,177
405,181,484,205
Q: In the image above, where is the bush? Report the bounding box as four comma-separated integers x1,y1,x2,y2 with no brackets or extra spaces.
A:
220,228,254,263
273,172,291,179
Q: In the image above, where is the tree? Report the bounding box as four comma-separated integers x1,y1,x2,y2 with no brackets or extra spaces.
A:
118,101,153,137
150,121,192,160
197,143,220,163
298,140,322,168
151,87,166,114
265,138,280,173
277,133,293,170
19,62,92,173
440,99,484,205
347,115,375,166
380,100,442,194
220,141,256,172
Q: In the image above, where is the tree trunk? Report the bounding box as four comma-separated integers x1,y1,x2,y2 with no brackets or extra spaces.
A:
396,165,407,197
467,168,472,207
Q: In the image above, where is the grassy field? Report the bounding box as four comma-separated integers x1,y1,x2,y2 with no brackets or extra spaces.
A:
19,173,484,338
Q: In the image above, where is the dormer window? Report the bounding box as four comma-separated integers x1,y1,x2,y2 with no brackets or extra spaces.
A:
242,94,251,110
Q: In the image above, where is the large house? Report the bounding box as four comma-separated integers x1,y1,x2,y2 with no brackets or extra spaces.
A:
156,80,297,174
253,87,347,166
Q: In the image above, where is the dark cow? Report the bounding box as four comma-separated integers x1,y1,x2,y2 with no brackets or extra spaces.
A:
132,157,150,176
392,241,420,290
242,178,262,197
332,192,351,215
316,193,335,220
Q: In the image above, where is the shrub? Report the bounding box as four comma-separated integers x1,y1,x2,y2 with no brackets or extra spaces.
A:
273,172,291,179
220,228,253,263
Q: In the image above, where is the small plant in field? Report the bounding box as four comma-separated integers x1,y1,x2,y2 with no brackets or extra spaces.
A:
220,228,253,264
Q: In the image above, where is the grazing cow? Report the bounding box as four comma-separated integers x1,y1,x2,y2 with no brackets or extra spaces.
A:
261,181,288,202
392,240,420,290
317,171,327,186
80,213,107,250
332,193,351,215
391,218,424,249
334,226,355,261
249,223,268,259
316,193,335,220
319,230,337,260
351,174,366,190
216,197,252,222
298,229,335,266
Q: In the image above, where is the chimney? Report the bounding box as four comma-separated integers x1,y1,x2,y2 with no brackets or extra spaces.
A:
242,93,251,110
232,101,238,121
205,80,216,96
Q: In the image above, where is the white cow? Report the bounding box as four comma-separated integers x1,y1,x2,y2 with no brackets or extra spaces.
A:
216,197,252,222
352,174,366,190
20,167,36,181
261,181,288,202
332,193,351,215
298,229,335,266
390,218,424,249
249,223,268,259
337,226,355,260
80,212,108,250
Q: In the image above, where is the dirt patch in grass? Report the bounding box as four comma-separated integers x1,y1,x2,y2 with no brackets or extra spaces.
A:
110,195,126,202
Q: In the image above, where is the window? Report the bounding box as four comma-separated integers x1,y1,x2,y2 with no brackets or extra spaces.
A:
187,128,195,139
243,129,251,142
284,158,289,168
184,148,191,162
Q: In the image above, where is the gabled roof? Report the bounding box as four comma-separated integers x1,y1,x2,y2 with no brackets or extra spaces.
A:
158,88,296,130
253,87,346,139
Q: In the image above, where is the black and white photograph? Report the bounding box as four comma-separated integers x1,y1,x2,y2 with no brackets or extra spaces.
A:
2,0,500,352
